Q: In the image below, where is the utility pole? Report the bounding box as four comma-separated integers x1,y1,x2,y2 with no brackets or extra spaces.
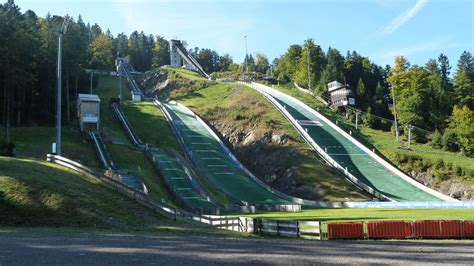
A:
407,125,413,149
119,61,122,100
390,83,399,142
54,17,69,155
89,71,93,94
355,110,360,130
244,35,248,73
307,48,311,90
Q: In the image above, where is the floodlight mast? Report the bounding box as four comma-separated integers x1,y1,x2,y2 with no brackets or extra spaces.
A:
54,16,69,155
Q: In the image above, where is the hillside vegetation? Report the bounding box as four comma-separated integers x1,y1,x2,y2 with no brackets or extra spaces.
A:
93,76,176,204
140,68,370,202
0,156,168,230
270,84,474,199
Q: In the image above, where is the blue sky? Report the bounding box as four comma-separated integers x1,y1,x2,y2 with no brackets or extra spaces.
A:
15,0,473,67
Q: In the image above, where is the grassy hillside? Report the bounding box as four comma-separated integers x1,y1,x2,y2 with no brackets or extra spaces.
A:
0,127,100,168
159,68,370,202
93,75,176,204
122,101,181,152
270,84,474,191
0,156,169,230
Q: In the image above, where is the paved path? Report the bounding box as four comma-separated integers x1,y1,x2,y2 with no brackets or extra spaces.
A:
1,231,472,265
252,83,442,202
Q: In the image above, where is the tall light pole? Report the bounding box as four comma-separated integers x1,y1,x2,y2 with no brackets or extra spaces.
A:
244,35,248,72
54,17,69,155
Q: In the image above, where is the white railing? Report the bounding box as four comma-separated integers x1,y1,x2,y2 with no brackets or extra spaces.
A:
46,154,254,232
247,82,456,202
241,82,391,201
256,219,321,240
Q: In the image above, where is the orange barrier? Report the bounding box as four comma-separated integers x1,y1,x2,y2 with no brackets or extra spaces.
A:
367,220,412,239
414,220,463,238
414,220,442,238
327,220,474,240
463,221,474,238
327,222,364,239
440,220,462,238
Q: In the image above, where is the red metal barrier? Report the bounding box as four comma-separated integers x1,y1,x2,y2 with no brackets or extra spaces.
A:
414,220,441,238
414,220,463,238
463,221,474,238
367,220,412,239
327,222,364,239
440,220,462,238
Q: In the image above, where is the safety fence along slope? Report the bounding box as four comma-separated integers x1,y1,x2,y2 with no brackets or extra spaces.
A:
245,82,454,202
110,101,219,213
89,131,146,192
154,99,305,210
118,61,145,98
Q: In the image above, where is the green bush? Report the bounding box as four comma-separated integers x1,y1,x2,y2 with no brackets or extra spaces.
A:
442,131,460,152
429,130,443,149
0,139,15,157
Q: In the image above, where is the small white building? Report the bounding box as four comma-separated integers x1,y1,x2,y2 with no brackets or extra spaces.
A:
77,94,101,132
131,91,142,101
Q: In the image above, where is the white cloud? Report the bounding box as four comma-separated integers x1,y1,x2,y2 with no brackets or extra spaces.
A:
382,0,428,34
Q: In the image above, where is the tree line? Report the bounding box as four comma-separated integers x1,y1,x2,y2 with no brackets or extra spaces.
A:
0,0,232,138
1,0,472,156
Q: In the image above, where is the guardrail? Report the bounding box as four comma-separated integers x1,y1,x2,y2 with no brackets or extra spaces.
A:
255,219,321,240
46,154,254,232
111,103,144,148
241,81,390,201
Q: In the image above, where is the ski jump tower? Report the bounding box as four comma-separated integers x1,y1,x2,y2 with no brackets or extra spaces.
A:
169,39,211,79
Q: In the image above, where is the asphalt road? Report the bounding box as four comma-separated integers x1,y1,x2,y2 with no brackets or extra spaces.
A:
1,230,473,265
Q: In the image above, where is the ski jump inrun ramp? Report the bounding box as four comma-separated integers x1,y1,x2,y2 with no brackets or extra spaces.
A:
246,82,455,202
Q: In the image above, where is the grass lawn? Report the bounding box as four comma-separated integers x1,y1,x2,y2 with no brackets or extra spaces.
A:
242,208,474,222
174,80,370,202
93,75,175,204
121,101,181,152
0,126,100,168
162,66,205,81
270,84,474,181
